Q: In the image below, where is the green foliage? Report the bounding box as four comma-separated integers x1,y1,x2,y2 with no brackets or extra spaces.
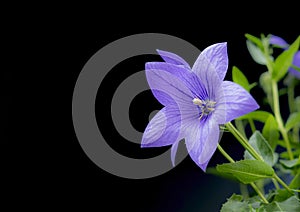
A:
206,167,238,182
232,66,252,92
279,158,300,168
291,64,300,72
262,115,279,150
220,194,250,212
295,96,300,112
221,191,300,212
216,160,274,184
218,33,300,211
244,131,276,166
263,196,300,211
259,72,272,94
245,34,263,49
237,111,273,123
246,40,267,65
272,36,300,81
289,172,300,189
285,112,300,131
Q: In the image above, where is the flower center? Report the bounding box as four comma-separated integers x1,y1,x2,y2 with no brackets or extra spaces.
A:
193,97,216,119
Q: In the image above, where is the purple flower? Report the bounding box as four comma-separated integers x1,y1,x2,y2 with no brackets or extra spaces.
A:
141,43,259,171
269,35,300,79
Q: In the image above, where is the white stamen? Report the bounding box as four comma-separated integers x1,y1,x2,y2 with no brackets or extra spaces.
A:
192,98,216,120
193,98,203,106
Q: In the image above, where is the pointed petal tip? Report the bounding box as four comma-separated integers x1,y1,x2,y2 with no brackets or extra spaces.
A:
254,102,260,110
193,41,229,81
140,142,160,148
171,140,180,167
155,49,191,68
199,162,209,172
145,62,151,70
140,140,150,148
213,42,227,48
185,118,219,172
220,81,262,123
248,95,260,112
192,158,209,172
145,62,156,70
140,143,147,148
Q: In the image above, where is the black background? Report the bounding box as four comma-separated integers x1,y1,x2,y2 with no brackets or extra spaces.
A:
4,10,299,211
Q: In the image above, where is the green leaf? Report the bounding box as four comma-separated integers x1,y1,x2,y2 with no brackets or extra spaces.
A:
280,149,300,159
245,33,263,49
248,82,257,90
296,96,300,112
237,111,273,123
291,64,300,72
259,72,272,94
227,194,243,201
263,196,300,212
266,189,295,204
232,66,250,92
206,167,238,182
278,88,288,96
279,158,300,168
275,163,293,174
216,160,274,184
273,189,294,202
246,40,267,65
272,35,300,81
259,72,274,108
285,112,300,131
220,194,250,212
244,131,276,166
262,115,279,150
247,195,262,210
289,172,300,189
283,72,299,87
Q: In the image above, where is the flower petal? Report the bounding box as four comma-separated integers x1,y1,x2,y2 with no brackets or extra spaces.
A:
269,35,289,49
192,42,228,81
171,139,180,166
184,117,220,171
141,107,182,147
219,81,259,123
289,51,300,79
156,49,191,68
145,66,193,107
212,85,226,124
146,62,208,100
191,50,223,101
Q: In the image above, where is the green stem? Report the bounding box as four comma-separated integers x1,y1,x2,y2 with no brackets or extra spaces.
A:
271,80,294,160
287,83,295,113
225,122,263,161
248,118,256,134
226,122,293,193
271,178,280,190
273,174,293,194
262,40,294,160
250,182,269,204
217,144,235,163
217,144,269,204
240,184,249,199
287,82,299,143
235,119,247,139
293,126,299,143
